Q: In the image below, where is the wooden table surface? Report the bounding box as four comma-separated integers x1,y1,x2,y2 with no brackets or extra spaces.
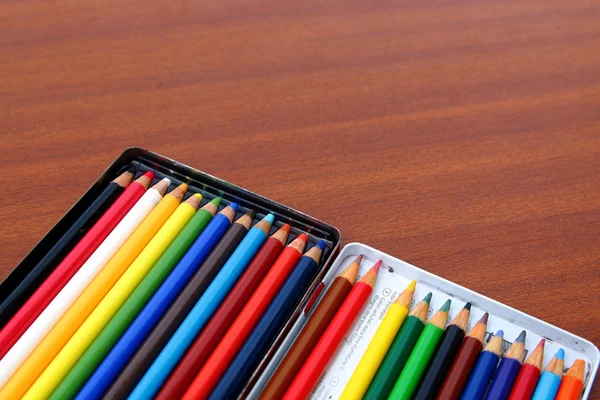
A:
2,0,599,396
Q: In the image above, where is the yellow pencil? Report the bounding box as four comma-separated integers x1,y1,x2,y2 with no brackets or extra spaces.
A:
0,180,183,400
340,280,416,400
23,190,200,399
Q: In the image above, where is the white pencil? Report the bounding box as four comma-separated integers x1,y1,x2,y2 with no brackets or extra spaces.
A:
0,177,170,388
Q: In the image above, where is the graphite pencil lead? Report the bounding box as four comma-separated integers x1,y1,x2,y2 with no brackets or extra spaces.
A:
393,280,416,308
271,224,291,245
183,193,203,210
152,178,171,196
113,170,135,187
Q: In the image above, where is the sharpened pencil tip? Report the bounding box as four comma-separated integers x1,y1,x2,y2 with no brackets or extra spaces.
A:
264,213,275,224
316,240,326,251
440,299,451,312
354,254,364,265
297,233,308,242
143,171,154,179
516,330,527,343
464,302,472,311
496,330,504,337
537,339,545,348
556,348,565,360
406,280,416,291
423,292,433,304
280,224,291,233
371,260,382,273
210,197,222,206
480,312,489,324
228,202,239,213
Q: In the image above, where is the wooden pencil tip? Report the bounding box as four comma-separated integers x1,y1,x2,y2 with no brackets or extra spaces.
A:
423,292,433,304
354,254,364,265
567,359,586,379
297,233,308,242
228,202,239,213
339,260,360,282
142,171,155,180
358,261,381,286
183,193,202,210
556,348,565,360
271,224,291,245
152,178,171,196
480,312,489,324
169,183,188,201
280,224,291,233
135,171,154,188
406,280,417,291
113,170,135,186
536,339,545,348
371,260,382,273
464,302,472,311
440,299,451,312
210,197,222,206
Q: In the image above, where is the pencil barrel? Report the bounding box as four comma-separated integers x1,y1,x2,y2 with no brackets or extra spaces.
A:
438,336,485,400
532,371,562,400
484,358,522,400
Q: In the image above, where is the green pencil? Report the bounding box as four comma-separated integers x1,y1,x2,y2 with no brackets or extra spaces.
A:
364,292,432,400
49,197,221,400
388,299,451,400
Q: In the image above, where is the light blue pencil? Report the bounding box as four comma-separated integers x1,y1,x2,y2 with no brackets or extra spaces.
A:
127,213,275,400
532,349,565,400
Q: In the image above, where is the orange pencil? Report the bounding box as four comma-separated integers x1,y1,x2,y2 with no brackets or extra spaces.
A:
556,359,586,400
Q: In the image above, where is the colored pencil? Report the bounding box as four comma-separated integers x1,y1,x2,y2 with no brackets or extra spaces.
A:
388,299,452,400
129,214,275,399
25,188,198,399
460,330,505,400
2,180,180,399
259,255,363,400
556,359,585,400
484,330,527,400
532,349,565,400
0,169,134,334
157,224,292,400
182,233,309,399
51,198,221,400
437,312,489,400
509,339,545,400
0,176,167,394
185,241,325,400
282,260,381,400
414,303,472,399
341,280,416,400
0,171,149,360
364,292,432,400
100,209,254,400
75,203,238,400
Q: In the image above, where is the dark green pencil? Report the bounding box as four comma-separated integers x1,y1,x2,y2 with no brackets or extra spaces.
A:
364,292,432,400
49,198,221,400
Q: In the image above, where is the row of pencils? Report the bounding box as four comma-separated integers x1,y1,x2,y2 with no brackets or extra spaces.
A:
0,168,330,399
0,167,589,400
255,255,587,400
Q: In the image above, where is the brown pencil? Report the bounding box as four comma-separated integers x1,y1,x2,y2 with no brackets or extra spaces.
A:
437,313,489,400
259,255,363,400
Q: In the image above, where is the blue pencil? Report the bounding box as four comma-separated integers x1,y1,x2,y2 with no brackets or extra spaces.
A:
207,241,325,400
128,214,275,400
484,331,527,400
74,204,238,400
531,349,565,400
461,331,504,400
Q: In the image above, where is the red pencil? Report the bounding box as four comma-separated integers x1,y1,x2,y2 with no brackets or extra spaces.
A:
0,171,153,358
155,224,291,400
184,233,308,398
282,260,381,400
509,339,545,400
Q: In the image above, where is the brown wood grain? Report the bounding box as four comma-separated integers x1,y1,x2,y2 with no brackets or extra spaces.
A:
1,0,599,395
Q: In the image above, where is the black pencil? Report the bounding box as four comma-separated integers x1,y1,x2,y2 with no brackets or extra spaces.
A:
0,168,135,328
413,303,472,400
